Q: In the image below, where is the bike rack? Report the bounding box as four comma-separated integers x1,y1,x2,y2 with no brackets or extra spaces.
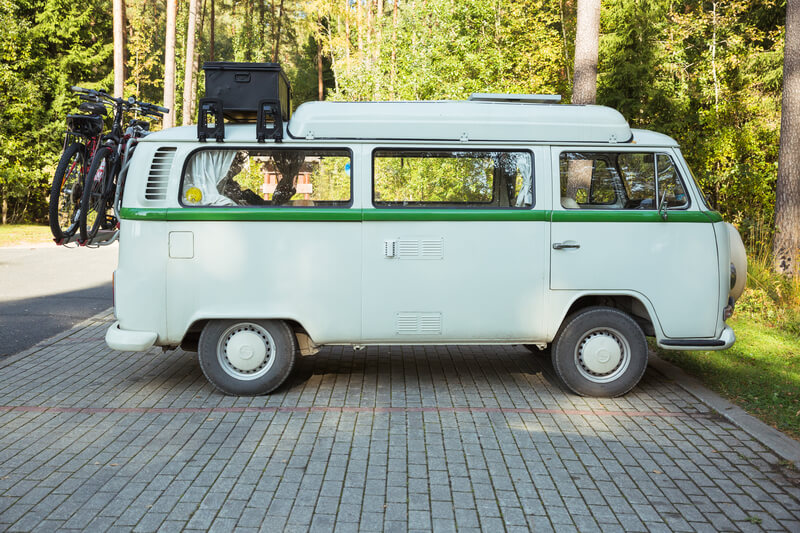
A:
257,99,283,143
197,98,225,142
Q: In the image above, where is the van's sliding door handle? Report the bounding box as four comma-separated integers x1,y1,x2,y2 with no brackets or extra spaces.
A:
553,242,580,250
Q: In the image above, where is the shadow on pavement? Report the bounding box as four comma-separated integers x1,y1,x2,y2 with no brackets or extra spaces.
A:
0,282,112,357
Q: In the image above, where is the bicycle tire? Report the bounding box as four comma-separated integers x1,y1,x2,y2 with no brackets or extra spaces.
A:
48,142,86,243
79,146,115,243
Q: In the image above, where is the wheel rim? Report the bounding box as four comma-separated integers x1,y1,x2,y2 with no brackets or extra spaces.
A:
58,152,84,234
216,323,276,381
573,327,631,383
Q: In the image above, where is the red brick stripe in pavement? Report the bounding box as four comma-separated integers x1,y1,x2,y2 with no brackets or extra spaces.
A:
0,405,712,418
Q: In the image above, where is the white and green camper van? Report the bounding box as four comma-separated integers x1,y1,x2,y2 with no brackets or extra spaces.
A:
106,63,746,398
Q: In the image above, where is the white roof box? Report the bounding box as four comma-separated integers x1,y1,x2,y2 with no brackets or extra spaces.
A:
287,99,632,144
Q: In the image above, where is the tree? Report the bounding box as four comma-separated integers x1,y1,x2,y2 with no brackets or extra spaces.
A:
573,0,601,104
113,0,126,97
163,0,177,128
182,0,200,125
774,0,800,277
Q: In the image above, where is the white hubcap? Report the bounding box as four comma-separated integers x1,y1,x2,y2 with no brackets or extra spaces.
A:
580,334,622,374
225,331,267,371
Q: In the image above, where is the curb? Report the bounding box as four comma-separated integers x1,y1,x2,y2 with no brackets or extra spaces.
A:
0,307,115,370
649,353,800,468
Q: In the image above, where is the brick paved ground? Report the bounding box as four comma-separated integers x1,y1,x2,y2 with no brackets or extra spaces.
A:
0,312,798,532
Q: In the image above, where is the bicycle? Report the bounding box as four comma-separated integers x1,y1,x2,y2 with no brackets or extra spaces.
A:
48,86,110,244
78,96,167,245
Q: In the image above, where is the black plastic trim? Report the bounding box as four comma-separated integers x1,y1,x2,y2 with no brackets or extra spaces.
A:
660,339,725,347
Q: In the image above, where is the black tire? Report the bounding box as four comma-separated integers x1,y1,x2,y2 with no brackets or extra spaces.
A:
198,319,298,395
79,146,114,243
551,306,647,397
48,142,86,242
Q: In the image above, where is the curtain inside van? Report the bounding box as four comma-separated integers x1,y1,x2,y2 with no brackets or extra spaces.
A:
186,151,237,206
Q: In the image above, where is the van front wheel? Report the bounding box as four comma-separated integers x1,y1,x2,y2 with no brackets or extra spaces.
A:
551,307,647,397
198,319,297,395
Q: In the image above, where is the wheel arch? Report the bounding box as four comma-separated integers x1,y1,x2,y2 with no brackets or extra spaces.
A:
554,292,662,340
180,317,315,353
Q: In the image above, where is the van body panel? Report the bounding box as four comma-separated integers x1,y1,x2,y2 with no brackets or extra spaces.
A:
548,146,720,339
360,220,547,342
164,220,363,344
114,220,168,342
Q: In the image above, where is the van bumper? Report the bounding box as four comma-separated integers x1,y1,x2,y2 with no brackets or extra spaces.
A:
657,325,735,351
105,322,158,352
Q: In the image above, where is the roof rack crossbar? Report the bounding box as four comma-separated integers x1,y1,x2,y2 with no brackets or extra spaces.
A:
468,93,562,104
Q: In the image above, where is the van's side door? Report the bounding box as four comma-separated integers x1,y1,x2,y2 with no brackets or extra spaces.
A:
361,145,549,343
549,147,719,339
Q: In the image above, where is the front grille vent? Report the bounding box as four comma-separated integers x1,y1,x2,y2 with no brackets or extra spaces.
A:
145,147,177,200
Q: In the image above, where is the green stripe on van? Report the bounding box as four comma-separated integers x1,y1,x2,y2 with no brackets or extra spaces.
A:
119,207,167,220
120,207,721,223
166,208,362,222
363,209,549,221
551,210,717,223
120,207,360,221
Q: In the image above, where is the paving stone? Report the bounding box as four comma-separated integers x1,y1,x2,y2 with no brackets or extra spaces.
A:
0,330,797,533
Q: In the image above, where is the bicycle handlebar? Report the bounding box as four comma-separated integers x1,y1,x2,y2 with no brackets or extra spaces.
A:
70,86,167,123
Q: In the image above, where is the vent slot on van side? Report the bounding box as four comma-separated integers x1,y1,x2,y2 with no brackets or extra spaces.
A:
145,147,177,200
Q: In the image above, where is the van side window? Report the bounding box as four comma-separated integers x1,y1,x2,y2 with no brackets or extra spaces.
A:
373,150,533,208
560,152,688,210
181,149,351,207
657,154,689,208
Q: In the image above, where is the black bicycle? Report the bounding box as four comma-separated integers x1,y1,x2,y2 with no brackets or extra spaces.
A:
48,87,110,244
78,96,167,245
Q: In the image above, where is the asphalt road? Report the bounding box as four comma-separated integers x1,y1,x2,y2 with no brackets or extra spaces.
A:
0,242,117,357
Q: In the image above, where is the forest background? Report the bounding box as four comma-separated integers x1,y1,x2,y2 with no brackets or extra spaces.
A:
0,0,787,246
2,0,799,435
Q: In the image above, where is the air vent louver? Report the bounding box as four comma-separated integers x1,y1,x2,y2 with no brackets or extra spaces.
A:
145,147,177,200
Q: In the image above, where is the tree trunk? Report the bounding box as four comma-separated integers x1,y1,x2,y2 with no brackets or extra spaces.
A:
182,0,200,125
391,0,397,97
210,0,215,61
572,0,600,104
344,0,350,71
317,38,324,100
259,0,265,56
774,0,800,277
163,0,178,128
357,0,363,54
272,0,284,62
113,0,126,98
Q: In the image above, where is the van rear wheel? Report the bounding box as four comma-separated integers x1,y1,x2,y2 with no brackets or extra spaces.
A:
551,306,647,397
198,319,297,395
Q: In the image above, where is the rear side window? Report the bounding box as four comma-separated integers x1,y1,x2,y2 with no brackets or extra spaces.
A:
181,149,351,207
560,152,688,210
373,150,533,208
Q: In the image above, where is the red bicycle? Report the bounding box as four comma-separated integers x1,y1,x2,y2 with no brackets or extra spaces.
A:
48,86,109,244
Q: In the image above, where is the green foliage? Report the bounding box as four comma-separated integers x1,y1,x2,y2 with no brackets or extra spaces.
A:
598,0,784,245
0,0,111,223
0,0,790,239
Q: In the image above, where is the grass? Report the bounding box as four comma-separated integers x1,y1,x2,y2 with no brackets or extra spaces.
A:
656,249,800,440
0,224,52,247
656,315,800,439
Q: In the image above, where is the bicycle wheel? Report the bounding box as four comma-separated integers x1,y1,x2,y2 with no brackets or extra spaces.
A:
48,142,86,242
79,145,115,243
